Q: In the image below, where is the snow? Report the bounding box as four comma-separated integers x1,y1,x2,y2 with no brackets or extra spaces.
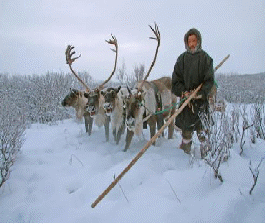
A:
0,108,265,222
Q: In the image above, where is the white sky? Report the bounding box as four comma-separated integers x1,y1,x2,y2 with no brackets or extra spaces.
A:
0,0,265,80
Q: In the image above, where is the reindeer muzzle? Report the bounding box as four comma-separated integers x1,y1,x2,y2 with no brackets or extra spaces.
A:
103,103,113,115
126,117,135,131
61,100,67,106
86,105,96,117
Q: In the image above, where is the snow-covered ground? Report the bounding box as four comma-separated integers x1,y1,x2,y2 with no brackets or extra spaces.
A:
0,107,265,222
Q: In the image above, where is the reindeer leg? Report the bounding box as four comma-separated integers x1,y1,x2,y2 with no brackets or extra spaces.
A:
121,115,126,135
88,116,93,135
168,120,174,139
156,113,164,137
148,117,157,146
113,128,117,142
116,125,124,145
85,114,93,135
84,115,89,133
124,129,134,152
105,116,110,142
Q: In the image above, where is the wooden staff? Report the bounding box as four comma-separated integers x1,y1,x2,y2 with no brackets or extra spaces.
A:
91,54,230,208
214,54,230,72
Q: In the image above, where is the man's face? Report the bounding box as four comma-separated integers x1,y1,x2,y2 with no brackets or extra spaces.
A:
188,34,198,53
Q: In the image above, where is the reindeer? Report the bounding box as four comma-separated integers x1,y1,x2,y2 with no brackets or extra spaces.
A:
83,88,110,140
63,35,118,141
61,88,93,134
124,77,177,151
120,23,178,151
101,86,130,144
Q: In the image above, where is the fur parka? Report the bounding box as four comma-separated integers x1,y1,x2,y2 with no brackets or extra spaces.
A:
172,28,214,131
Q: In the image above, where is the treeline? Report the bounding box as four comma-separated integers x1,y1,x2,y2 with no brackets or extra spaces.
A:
0,71,264,126
0,72,97,124
215,72,265,104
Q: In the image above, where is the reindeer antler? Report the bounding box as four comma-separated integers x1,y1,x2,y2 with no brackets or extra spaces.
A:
98,34,118,90
65,45,90,91
138,22,161,92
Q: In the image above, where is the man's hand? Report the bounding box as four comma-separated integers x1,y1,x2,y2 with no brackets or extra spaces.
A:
181,90,203,113
181,91,191,99
181,90,202,100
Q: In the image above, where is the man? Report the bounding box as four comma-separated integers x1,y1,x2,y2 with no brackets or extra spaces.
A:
172,28,214,158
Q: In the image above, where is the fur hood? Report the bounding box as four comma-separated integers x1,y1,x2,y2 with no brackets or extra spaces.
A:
184,28,202,53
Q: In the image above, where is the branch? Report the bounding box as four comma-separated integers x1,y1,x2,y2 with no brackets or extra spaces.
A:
249,158,264,195
114,174,129,203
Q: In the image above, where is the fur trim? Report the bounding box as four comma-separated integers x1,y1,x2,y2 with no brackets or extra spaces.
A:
184,28,202,53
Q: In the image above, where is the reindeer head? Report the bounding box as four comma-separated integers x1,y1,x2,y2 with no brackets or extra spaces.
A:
62,88,81,107
101,86,121,115
125,89,146,131
84,89,101,117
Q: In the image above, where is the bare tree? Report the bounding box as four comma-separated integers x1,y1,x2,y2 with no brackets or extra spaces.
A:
0,91,26,188
240,105,254,156
251,103,265,140
199,111,232,182
230,105,241,143
133,63,145,82
116,59,127,85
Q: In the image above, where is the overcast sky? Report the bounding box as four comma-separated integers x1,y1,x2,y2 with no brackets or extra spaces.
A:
0,0,265,81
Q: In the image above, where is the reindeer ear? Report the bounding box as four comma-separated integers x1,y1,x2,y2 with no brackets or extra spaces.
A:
116,86,121,93
127,85,132,95
141,91,146,99
72,89,79,94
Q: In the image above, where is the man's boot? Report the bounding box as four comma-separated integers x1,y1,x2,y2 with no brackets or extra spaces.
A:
179,140,192,154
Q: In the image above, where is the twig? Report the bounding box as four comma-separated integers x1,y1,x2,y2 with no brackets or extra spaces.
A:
240,123,254,156
204,159,223,183
69,154,84,167
249,158,264,195
114,174,129,203
165,179,181,204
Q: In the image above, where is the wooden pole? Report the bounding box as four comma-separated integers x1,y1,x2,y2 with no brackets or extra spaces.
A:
214,54,230,72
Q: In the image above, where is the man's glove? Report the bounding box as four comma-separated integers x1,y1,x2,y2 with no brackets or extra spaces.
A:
181,90,202,113
181,90,202,100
